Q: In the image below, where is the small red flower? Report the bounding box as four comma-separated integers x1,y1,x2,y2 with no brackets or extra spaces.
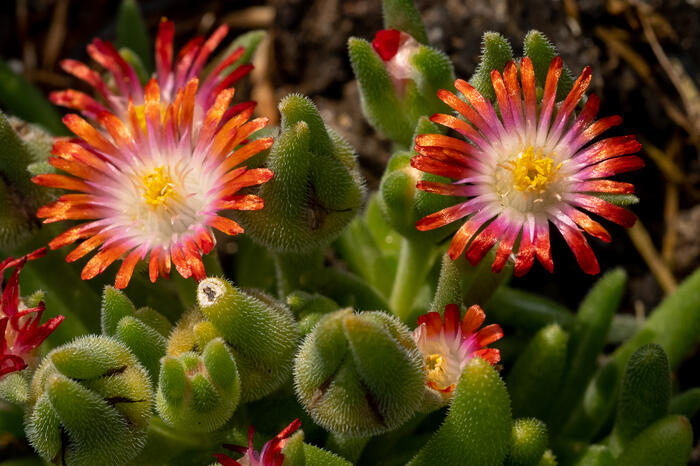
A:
413,304,502,396
1,248,64,379
215,419,301,466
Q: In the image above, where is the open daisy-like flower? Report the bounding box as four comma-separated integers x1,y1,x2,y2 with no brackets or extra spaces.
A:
33,77,273,289
1,248,64,379
413,56,643,275
215,419,301,466
413,304,502,397
51,18,254,122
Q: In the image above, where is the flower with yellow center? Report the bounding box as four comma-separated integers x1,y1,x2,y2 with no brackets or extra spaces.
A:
33,77,273,289
413,304,502,397
412,56,643,275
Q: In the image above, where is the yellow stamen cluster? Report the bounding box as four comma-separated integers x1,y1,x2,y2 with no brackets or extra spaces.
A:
425,353,445,380
142,166,175,206
506,146,561,193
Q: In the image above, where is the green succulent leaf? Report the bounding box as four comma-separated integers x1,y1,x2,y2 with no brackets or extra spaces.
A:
616,415,693,466
522,30,575,101
116,0,152,72
507,324,569,420
610,344,671,455
382,0,428,44
410,357,512,465
469,32,514,102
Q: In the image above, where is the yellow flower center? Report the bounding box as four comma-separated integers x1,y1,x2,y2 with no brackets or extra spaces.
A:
142,166,176,206
425,353,445,379
506,146,561,193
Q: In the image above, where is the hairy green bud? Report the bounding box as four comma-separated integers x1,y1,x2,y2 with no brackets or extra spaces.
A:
196,277,299,401
294,309,424,437
234,95,365,253
156,338,240,432
101,286,169,381
25,336,152,466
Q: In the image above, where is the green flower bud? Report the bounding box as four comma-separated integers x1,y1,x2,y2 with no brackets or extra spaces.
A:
377,117,458,243
506,418,548,466
294,309,424,437
156,338,240,432
234,95,365,253
610,344,670,455
101,286,169,382
0,113,53,246
25,335,152,466
196,277,299,401
409,357,512,466
617,415,693,466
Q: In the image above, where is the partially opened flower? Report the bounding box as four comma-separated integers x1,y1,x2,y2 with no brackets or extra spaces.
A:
33,78,273,289
413,56,643,275
1,248,64,378
372,29,420,94
51,18,254,122
413,304,502,397
215,418,301,466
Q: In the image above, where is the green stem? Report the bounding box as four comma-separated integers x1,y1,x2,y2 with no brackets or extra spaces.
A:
389,239,437,323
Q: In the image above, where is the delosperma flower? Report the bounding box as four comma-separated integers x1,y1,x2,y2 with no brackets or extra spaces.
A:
413,56,643,275
413,304,502,397
215,418,301,466
1,248,63,378
32,78,273,289
50,18,254,122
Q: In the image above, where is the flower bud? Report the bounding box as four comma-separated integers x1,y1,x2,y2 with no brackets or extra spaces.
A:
234,95,365,253
25,335,152,466
377,116,458,243
156,338,240,432
0,114,53,246
294,308,424,437
196,278,299,401
286,291,339,336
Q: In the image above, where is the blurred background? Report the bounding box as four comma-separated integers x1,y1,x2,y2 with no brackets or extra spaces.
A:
0,0,699,457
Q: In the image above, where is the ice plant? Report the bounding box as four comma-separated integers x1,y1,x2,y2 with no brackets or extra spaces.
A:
215,418,301,466
32,77,273,289
371,29,420,94
413,304,502,397
50,18,254,122
0,248,63,378
412,56,643,275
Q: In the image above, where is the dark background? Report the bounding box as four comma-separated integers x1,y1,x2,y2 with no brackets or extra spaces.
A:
1,0,699,458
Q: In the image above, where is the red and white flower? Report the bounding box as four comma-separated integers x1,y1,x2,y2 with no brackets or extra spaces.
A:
50,18,254,122
215,419,301,466
413,304,502,397
1,248,64,379
372,29,421,94
33,76,273,289
413,56,643,275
